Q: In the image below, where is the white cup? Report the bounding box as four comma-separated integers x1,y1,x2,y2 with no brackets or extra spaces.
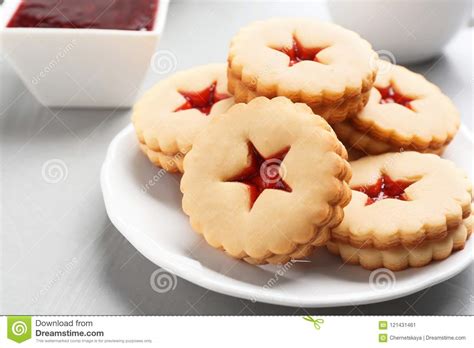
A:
328,0,471,64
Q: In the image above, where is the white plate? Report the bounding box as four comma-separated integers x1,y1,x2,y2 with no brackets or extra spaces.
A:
101,124,473,307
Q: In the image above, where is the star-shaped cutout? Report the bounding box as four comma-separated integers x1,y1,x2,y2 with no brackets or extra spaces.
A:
274,36,327,67
175,81,230,115
377,85,414,109
227,143,292,209
353,174,414,206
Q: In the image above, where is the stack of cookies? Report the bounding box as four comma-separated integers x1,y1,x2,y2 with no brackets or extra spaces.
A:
132,18,472,271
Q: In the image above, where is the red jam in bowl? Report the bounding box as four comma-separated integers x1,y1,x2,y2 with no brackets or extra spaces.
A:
7,0,159,31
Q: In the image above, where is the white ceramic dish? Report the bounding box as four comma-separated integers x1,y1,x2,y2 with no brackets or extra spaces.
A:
0,0,169,108
101,124,473,307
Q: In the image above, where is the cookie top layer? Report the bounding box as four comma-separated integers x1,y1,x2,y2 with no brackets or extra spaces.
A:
351,63,460,149
228,18,377,100
181,97,352,262
331,152,472,249
132,64,234,156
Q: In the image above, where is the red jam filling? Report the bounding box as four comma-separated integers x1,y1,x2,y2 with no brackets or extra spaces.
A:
227,143,292,209
174,82,230,115
7,0,159,31
275,37,326,66
353,174,414,206
377,85,414,109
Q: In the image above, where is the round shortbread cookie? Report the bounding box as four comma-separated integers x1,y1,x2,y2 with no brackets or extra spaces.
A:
132,64,235,173
181,97,352,264
328,211,472,271
335,63,459,154
227,18,377,124
331,152,471,251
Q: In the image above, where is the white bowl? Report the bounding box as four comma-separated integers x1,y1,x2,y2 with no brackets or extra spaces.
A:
328,0,471,64
0,0,169,108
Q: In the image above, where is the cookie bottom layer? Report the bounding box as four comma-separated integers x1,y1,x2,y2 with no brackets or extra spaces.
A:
139,143,185,173
228,71,370,124
243,244,314,265
333,121,446,155
240,226,331,265
327,215,472,271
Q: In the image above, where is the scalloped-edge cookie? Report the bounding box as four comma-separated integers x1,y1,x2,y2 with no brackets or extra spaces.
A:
181,97,352,264
334,63,460,155
327,210,472,271
227,18,378,124
330,152,472,251
333,121,446,156
132,64,235,173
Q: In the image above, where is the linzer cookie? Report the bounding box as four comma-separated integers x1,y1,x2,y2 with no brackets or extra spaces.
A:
327,152,472,271
333,63,460,155
181,97,352,264
132,64,234,172
227,18,378,124
328,214,472,271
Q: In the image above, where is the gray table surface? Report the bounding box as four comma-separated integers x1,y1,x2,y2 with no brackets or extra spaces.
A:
1,0,472,315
